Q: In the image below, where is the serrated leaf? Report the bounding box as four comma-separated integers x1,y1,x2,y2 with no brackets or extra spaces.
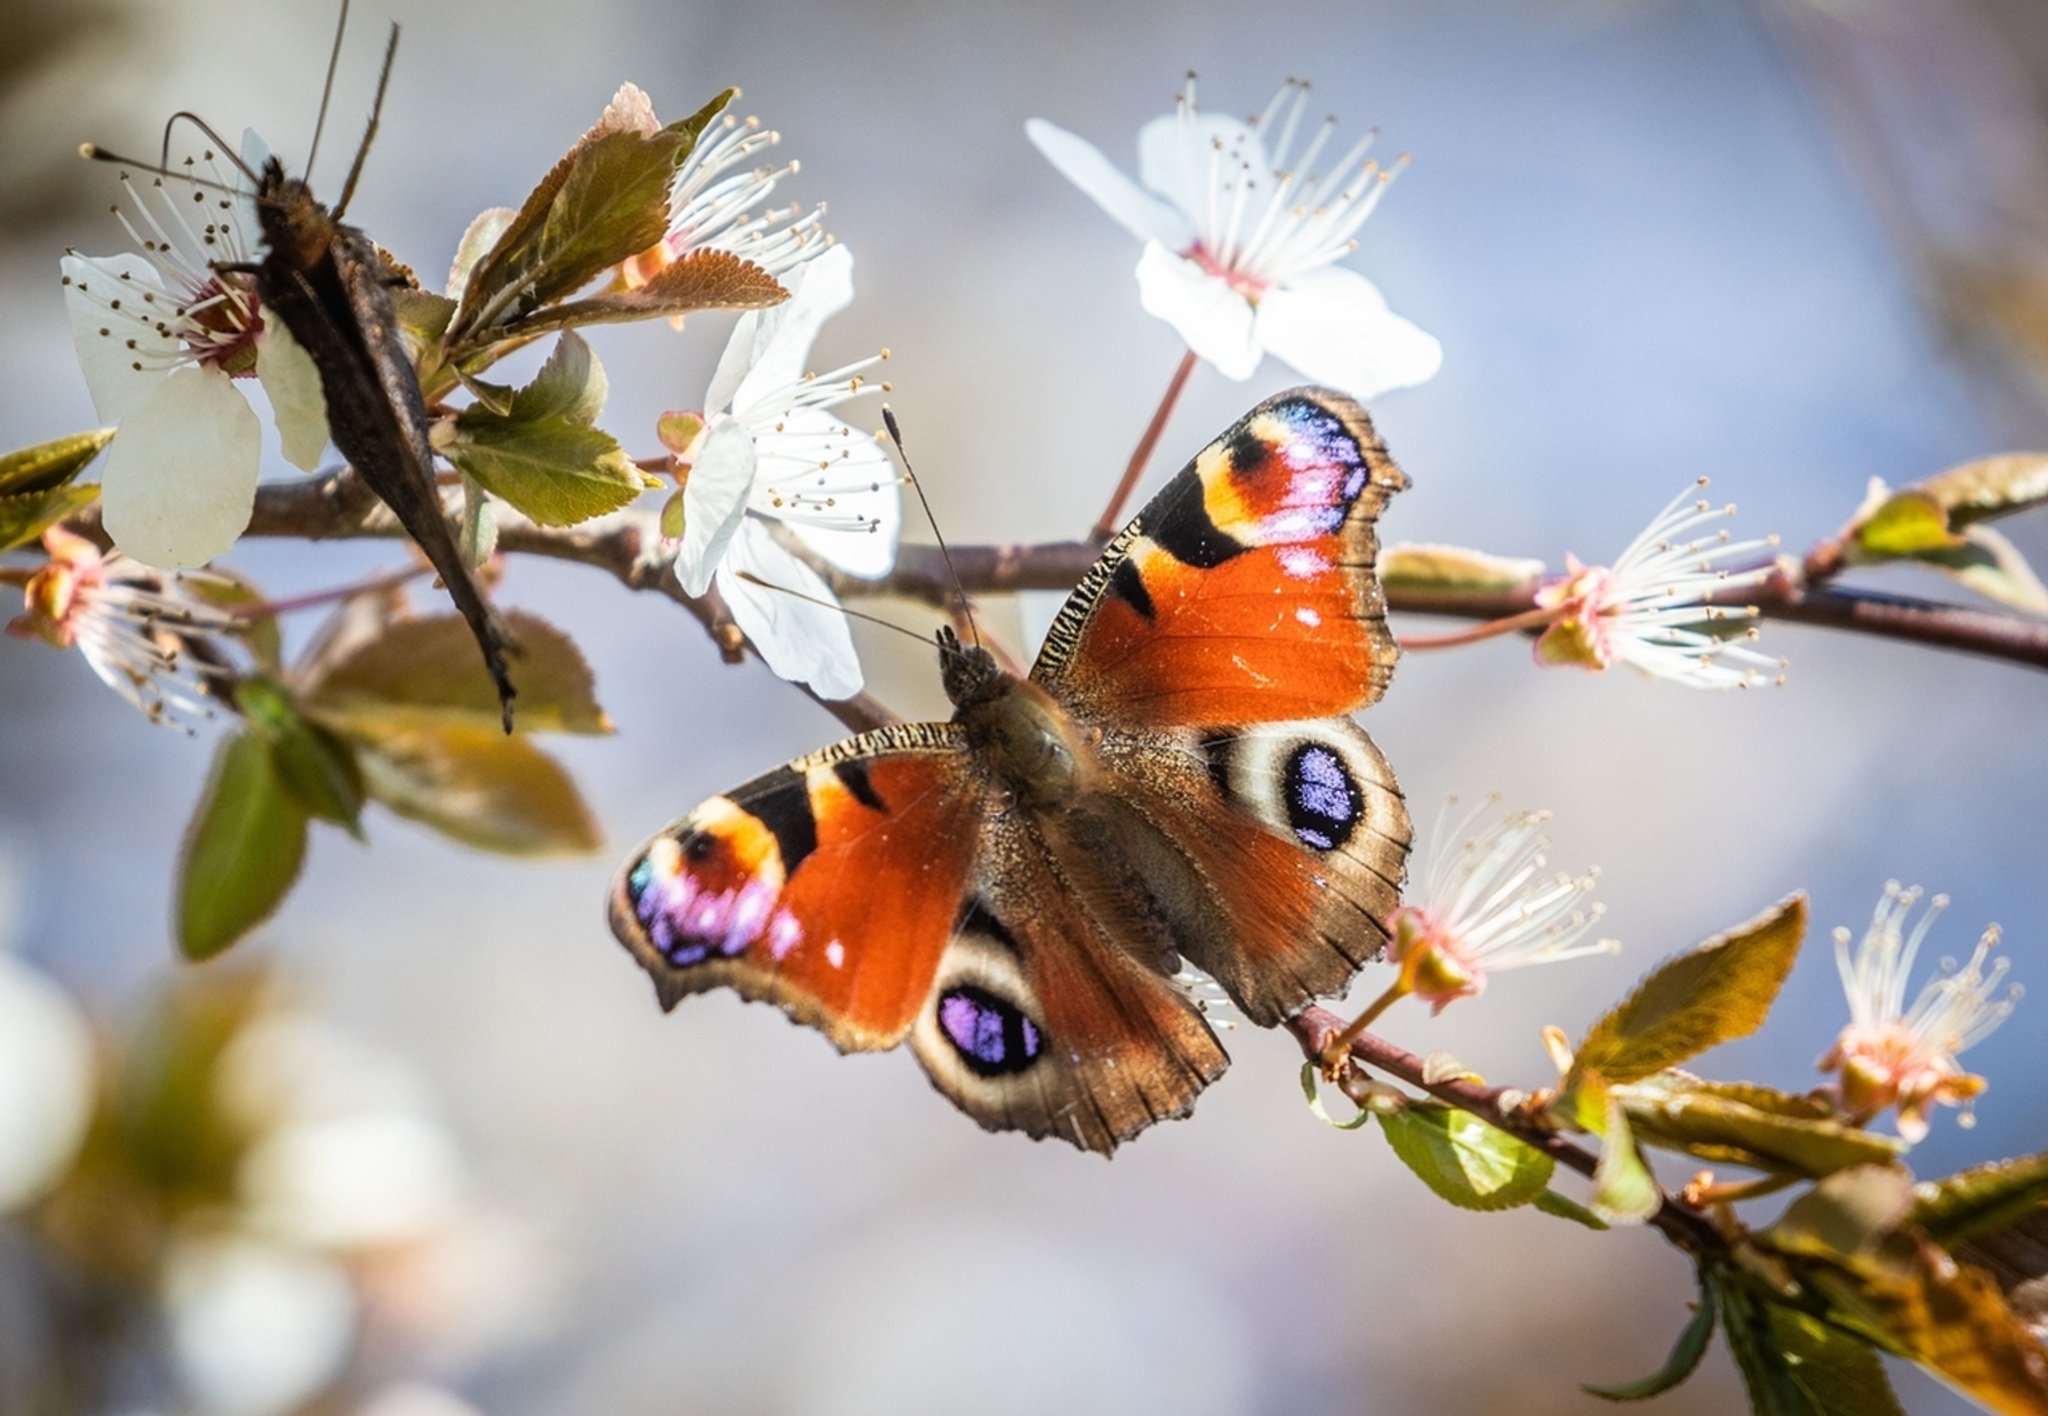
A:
177,732,309,960
1617,1072,1905,1178
445,408,646,527
302,610,610,735
1381,542,1547,595
1298,1062,1372,1130
1918,525,2048,615
1588,1081,1662,1225
513,249,786,334
235,678,365,838
343,716,602,855
509,333,608,425
1719,1277,1908,1416
1913,1152,2048,1247
1585,1274,1716,1401
528,126,684,304
1570,895,1806,1089
0,428,114,495
1534,1188,1610,1230
1378,1103,1554,1212
1914,453,2048,529
0,483,102,551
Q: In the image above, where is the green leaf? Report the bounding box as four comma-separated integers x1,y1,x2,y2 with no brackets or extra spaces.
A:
1377,1103,1555,1211
301,610,611,735
1298,1062,1373,1130
343,716,602,855
1912,1151,2048,1247
1617,1072,1905,1178
0,483,102,551
445,408,647,527
1770,1164,1917,1266
509,333,608,425
1569,894,1806,1089
1719,1278,1908,1416
659,490,686,541
1910,453,2048,530
1380,542,1547,596
657,410,705,456
390,287,456,364
1587,1081,1662,1225
177,732,310,960
1584,1273,1716,1401
1918,525,2048,616
235,678,365,838
0,428,114,496
1534,1188,1610,1230
1854,489,1963,557
512,249,786,335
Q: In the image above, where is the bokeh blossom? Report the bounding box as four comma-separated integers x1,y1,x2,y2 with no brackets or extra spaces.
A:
1534,478,1782,689
661,244,900,699
1029,76,1440,398
64,134,329,568
1388,797,1617,1014
1819,882,2021,1142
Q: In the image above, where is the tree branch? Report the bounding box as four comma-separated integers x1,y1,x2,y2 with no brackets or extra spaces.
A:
1286,1006,1729,1258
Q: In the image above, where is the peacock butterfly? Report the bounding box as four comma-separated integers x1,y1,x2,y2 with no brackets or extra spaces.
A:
608,388,1412,1153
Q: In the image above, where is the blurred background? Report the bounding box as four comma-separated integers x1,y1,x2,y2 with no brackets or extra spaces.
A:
3,0,2047,1411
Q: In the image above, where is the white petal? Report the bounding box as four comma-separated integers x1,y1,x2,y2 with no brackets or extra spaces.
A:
100,366,261,568
1254,266,1443,399
63,252,181,423
1137,111,1269,228
0,954,94,1214
1135,242,1259,379
785,481,902,580
1025,118,1188,247
233,128,273,252
717,520,863,699
254,320,330,471
746,406,901,578
675,418,757,597
726,244,856,415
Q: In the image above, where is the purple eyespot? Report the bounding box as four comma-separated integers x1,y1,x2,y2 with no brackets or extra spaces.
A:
936,985,1045,1077
1285,742,1362,852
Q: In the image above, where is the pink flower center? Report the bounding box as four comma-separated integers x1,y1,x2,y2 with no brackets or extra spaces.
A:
179,276,264,375
1184,241,1269,299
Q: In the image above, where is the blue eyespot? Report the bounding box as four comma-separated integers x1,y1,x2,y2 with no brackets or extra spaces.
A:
1284,742,1362,852
937,985,1044,1077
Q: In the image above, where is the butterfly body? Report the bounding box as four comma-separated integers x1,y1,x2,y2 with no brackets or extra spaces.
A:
251,159,517,729
611,389,1413,1152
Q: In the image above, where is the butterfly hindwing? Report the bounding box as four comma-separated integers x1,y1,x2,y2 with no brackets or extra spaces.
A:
1033,389,1406,725
909,806,1230,1155
609,724,986,1050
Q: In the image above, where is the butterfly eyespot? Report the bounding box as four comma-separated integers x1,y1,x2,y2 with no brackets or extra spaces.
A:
936,984,1045,1077
683,833,716,862
1283,741,1363,852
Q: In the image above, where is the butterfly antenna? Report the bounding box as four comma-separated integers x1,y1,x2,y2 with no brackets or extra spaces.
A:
156,113,261,184
304,0,352,182
333,19,398,217
731,571,943,651
882,405,978,649
78,142,246,196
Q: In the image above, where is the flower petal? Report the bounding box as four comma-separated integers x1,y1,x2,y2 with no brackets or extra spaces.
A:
713,244,856,416
254,320,330,471
1025,118,1188,247
1254,266,1442,399
745,407,901,578
63,252,181,423
100,366,261,568
675,417,756,597
1137,110,1270,223
716,519,863,699
1135,242,1259,379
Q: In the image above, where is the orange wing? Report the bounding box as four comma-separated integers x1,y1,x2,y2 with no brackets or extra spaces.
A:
608,723,986,1051
1032,389,1406,725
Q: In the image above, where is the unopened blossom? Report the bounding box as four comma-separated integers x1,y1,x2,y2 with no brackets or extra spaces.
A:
662,244,900,699
621,102,831,293
1029,76,1440,398
1388,796,1617,1014
8,526,239,729
1534,478,1783,689
64,134,329,568
1820,883,2021,1142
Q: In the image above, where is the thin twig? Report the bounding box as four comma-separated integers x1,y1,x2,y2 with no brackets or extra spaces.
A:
1092,349,1197,542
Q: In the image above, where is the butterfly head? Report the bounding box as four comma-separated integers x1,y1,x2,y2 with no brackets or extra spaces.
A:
936,626,1008,713
253,160,335,268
